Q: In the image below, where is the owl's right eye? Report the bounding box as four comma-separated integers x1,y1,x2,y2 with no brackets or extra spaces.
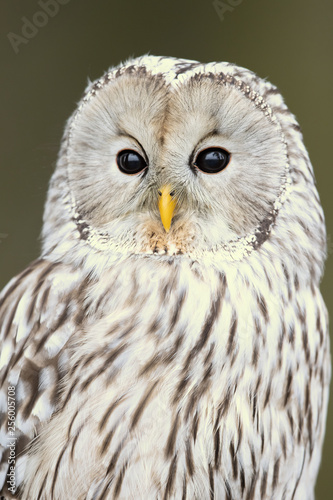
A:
116,150,147,175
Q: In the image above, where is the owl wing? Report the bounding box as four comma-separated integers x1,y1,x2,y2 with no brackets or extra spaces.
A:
0,258,84,497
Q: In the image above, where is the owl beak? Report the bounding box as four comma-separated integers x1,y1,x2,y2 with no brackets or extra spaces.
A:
158,185,176,233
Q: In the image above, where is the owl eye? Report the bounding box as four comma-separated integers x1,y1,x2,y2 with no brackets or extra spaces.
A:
193,147,231,174
117,150,147,175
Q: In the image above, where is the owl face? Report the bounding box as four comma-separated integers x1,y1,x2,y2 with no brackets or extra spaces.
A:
63,57,289,258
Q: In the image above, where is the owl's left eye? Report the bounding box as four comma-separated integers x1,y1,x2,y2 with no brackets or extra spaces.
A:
193,147,231,174
117,149,147,175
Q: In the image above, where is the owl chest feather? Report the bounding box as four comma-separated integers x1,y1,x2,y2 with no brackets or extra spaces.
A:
21,256,329,500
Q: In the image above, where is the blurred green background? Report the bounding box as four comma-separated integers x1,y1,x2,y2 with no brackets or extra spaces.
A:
0,0,332,497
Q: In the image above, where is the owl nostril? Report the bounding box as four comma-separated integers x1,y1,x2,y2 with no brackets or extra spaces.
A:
158,190,175,197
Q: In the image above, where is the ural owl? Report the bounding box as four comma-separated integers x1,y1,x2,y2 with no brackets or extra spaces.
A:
0,55,330,500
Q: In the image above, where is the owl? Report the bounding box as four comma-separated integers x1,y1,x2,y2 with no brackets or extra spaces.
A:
0,55,330,500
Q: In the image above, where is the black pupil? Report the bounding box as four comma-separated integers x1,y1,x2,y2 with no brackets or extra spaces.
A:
117,150,146,174
194,148,230,174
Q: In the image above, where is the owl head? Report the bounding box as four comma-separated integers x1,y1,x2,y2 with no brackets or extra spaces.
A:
42,55,325,280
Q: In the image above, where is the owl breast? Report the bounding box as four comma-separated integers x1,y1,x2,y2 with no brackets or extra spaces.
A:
21,255,329,500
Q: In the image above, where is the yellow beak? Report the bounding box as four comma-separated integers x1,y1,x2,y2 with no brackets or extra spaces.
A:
158,185,176,232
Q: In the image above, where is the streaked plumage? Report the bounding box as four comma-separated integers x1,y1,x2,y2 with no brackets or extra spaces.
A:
0,55,330,499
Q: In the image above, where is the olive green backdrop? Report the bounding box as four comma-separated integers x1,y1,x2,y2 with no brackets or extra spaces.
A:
1,0,332,497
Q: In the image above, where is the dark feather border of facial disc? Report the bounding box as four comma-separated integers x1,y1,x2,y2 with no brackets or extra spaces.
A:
65,63,292,262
